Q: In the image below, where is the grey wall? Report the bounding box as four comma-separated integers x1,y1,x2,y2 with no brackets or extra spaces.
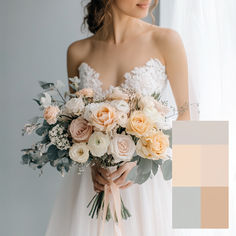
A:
0,1,159,235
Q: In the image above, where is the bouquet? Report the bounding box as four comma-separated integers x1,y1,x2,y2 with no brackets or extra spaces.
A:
21,77,174,233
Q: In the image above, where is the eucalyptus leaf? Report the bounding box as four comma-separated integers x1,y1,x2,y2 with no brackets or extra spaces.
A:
126,158,153,185
138,158,152,174
58,149,68,158
47,145,59,161
126,165,138,182
163,129,172,148
21,154,30,165
35,126,48,136
33,98,41,106
39,81,54,89
41,135,50,144
130,155,140,163
161,159,172,180
135,171,151,184
151,160,159,176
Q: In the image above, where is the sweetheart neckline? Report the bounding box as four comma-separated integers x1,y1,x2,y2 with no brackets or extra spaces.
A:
77,57,166,93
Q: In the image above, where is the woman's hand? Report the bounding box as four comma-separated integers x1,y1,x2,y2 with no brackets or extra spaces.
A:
108,162,137,190
91,165,111,193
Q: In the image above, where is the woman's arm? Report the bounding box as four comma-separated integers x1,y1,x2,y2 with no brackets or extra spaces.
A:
66,39,90,93
160,29,191,121
66,42,81,94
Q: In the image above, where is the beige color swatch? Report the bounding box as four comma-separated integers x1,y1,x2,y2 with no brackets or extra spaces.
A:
173,145,202,187
201,145,228,186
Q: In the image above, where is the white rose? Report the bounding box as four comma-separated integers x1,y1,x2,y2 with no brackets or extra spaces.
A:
117,112,128,127
143,106,171,130
65,97,85,115
108,134,136,163
143,106,164,123
69,143,89,163
138,96,156,109
110,100,130,114
88,131,110,157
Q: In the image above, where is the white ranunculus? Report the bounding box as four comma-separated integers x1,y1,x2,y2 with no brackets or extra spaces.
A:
108,134,136,163
138,96,156,110
117,112,128,127
110,100,130,114
65,97,85,115
40,92,51,108
69,143,89,163
88,131,110,157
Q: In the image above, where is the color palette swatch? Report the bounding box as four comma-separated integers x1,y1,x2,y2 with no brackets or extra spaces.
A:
172,121,228,228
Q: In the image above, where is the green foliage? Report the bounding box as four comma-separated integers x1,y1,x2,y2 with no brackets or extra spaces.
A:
38,81,54,90
127,157,164,184
161,159,172,180
47,145,59,161
163,128,172,148
33,98,41,106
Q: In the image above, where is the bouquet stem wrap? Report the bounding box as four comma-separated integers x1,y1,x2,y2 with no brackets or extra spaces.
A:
98,181,124,236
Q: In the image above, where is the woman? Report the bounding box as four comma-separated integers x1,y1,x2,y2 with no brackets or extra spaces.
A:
45,0,190,235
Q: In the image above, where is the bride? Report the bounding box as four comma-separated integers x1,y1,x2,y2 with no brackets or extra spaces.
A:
45,0,190,235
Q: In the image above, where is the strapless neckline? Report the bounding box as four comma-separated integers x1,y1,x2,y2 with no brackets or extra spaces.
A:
77,57,167,93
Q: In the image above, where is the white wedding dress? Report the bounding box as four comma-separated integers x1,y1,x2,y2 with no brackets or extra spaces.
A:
45,57,179,236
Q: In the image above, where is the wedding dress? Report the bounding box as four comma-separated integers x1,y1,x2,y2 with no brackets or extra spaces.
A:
45,57,178,236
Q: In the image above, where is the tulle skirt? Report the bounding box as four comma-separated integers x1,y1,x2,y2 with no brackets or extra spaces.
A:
45,165,179,236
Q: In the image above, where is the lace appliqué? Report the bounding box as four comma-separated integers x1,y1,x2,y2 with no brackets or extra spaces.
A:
78,58,168,101
121,58,167,96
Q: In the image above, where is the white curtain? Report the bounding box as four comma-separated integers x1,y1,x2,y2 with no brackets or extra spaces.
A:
160,0,236,235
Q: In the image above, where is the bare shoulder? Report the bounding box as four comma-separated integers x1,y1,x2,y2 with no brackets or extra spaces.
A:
152,26,184,48
66,36,94,80
67,36,93,63
151,26,186,62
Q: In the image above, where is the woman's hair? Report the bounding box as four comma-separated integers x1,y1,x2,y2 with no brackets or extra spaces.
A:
82,0,159,35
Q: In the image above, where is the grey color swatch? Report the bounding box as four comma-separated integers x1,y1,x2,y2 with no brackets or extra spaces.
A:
172,121,228,145
172,187,201,228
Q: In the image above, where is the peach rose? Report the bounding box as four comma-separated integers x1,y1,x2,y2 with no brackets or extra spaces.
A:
126,110,153,137
90,103,118,132
69,117,93,143
106,87,129,102
136,129,169,160
43,105,60,125
77,88,94,98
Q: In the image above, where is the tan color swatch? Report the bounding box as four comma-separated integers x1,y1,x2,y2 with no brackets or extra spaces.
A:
201,187,228,228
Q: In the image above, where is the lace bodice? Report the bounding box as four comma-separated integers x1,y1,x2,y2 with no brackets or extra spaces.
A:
77,57,168,101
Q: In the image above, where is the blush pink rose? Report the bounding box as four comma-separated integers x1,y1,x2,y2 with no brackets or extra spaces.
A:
153,100,170,116
77,88,94,98
108,134,136,163
69,117,93,143
43,105,60,125
106,87,129,102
